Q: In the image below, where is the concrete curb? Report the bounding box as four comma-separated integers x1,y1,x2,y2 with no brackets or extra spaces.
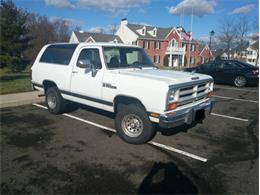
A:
0,91,44,109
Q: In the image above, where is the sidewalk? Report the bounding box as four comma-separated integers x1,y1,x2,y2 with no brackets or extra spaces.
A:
0,91,44,108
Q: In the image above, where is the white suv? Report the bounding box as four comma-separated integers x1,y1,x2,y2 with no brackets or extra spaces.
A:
32,43,214,144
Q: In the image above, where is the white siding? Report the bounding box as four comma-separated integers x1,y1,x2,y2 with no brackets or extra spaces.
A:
116,24,138,45
69,32,79,43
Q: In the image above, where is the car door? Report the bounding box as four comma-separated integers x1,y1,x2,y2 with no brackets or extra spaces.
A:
197,62,214,75
221,61,244,84
70,47,105,108
209,61,225,83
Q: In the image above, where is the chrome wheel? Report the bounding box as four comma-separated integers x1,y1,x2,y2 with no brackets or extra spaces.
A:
47,93,57,109
121,114,143,138
234,76,246,87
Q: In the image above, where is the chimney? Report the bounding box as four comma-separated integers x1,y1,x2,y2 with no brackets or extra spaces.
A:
121,18,128,25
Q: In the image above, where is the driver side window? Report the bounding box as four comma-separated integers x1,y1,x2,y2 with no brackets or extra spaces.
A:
77,48,102,69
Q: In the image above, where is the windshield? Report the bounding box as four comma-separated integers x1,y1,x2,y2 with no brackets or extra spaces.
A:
234,61,257,69
103,47,155,69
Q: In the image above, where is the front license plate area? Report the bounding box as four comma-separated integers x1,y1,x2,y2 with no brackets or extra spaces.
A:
195,109,205,121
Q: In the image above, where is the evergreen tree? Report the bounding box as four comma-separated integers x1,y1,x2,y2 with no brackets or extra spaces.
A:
0,0,28,71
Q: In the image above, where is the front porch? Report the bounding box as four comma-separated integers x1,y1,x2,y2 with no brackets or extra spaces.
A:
166,54,185,68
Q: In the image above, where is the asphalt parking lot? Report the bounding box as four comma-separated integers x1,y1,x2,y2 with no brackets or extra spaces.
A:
1,84,259,194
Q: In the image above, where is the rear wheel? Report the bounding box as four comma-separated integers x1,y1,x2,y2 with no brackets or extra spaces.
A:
115,104,156,144
233,76,247,88
45,87,66,114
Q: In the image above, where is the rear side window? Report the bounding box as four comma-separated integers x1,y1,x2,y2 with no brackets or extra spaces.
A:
40,44,78,65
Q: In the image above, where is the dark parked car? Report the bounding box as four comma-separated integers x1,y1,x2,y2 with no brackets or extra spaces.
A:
185,60,259,87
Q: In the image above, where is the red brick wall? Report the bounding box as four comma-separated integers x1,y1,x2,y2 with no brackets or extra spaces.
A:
184,43,200,66
137,29,183,66
136,30,204,67
138,39,168,66
166,29,181,44
197,46,212,64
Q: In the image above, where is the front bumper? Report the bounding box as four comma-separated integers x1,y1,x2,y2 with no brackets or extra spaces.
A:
159,99,213,128
246,76,259,85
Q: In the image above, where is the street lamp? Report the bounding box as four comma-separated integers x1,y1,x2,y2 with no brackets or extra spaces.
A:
209,30,215,61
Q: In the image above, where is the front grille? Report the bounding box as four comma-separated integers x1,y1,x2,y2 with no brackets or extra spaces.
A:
175,82,212,107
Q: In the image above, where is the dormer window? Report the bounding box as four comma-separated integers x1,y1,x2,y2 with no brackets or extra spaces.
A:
153,28,157,37
113,38,118,43
142,26,146,35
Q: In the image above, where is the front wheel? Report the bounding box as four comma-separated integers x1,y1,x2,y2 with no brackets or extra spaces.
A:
233,76,247,88
115,104,156,144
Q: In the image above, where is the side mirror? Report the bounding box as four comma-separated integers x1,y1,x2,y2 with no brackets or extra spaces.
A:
77,59,92,69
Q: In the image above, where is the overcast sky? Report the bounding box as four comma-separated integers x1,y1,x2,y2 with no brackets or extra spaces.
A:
14,0,259,40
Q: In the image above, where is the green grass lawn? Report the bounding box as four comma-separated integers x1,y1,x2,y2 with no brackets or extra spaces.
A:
0,68,32,94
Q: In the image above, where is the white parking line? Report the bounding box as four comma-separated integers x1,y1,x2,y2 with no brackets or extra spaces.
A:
148,141,207,162
213,95,258,104
32,103,208,162
63,113,116,133
215,86,258,93
211,113,249,122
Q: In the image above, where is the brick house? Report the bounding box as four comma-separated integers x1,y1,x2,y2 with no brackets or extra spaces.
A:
116,18,201,67
197,45,214,64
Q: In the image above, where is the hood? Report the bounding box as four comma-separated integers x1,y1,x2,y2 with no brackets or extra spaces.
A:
118,68,212,86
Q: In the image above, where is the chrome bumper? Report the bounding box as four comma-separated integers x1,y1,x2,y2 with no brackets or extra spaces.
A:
159,99,213,129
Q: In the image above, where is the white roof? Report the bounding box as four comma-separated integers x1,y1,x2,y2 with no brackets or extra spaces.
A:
49,42,141,48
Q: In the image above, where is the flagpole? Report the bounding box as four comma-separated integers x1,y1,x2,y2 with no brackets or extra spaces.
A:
187,5,193,68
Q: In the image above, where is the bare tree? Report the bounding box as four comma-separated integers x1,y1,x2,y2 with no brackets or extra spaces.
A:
24,14,56,64
218,17,237,59
235,15,250,59
74,25,81,32
24,14,82,65
110,24,118,35
53,19,70,42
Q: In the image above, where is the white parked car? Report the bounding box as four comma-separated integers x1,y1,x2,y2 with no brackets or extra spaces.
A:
31,43,214,144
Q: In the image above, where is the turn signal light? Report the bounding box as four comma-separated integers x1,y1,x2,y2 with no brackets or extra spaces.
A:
167,102,177,110
208,91,213,97
150,112,160,118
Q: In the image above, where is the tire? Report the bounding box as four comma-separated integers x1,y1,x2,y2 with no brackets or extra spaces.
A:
45,87,66,114
115,104,156,144
233,75,247,88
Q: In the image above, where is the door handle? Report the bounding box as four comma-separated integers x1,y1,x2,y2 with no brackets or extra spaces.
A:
72,71,78,74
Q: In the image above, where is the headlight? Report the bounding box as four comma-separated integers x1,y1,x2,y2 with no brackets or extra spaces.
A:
167,89,175,103
166,89,177,111
209,82,214,91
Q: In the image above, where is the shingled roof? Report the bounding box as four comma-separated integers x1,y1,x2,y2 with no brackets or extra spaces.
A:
126,23,172,40
74,31,123,43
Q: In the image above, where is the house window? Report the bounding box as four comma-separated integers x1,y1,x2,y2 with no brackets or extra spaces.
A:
153,29,157,36
154,55,160,63
155,41,160,49
248,51,253,55
144,40,149,49
113,39,118,43
191,44,195,51
142,27,145,35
